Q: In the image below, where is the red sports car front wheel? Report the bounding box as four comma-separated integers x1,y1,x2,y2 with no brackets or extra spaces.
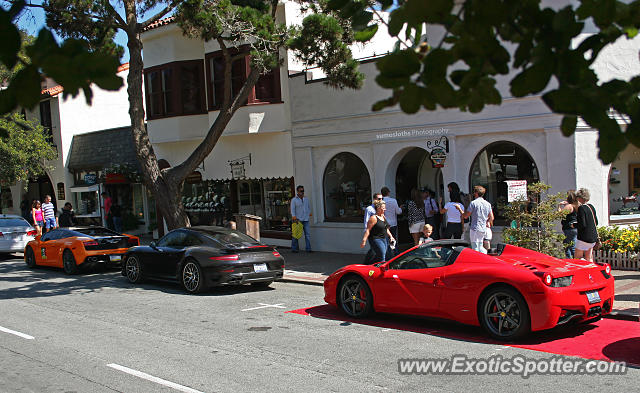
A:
480,286,531,341
338,276,373,318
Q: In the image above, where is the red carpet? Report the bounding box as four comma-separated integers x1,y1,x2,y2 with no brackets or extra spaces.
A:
286,305,640,366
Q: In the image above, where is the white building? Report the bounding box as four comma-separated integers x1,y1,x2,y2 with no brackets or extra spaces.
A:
4,65,154,234
141,2,640,252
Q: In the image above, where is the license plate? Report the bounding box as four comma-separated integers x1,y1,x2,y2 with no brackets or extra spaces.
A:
109,255,122,262
586,290,601,304
253,263,268,273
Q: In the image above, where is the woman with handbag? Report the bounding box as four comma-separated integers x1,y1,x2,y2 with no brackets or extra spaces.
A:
558,190,580,258
575,188,599,262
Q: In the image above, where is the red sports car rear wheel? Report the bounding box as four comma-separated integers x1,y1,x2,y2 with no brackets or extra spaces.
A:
480,286,530,341
338,276,373,318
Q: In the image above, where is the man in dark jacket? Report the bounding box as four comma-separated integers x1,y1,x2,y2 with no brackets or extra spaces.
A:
58,203,77,227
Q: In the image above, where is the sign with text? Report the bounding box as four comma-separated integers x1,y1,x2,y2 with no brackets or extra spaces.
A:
231,162,245,179
505,180,527,202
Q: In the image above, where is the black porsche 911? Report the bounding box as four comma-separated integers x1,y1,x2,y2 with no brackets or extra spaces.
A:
122,226,284,293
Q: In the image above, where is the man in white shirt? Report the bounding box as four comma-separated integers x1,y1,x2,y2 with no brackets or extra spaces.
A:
290,185,312,253
363,192,383,263
382,187,402,256
460,185,494,254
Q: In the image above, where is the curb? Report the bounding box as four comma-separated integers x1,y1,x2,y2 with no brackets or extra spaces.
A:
603,312,639,322
277,277,325,286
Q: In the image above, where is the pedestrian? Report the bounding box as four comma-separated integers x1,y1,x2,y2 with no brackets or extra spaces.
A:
407,188,426,246
439,191,464,239
111,203,123,233
360,200,395,263
575,188,598,262
20,197,32,224
423,188,440,240
460,185,494,253
418,224,434,245
101,192,113,229
363,192,383,264
381,187,402,257
58,202,77,227
31,200,44,236
41,195,57,233
558,190,580,258
290,185,312,253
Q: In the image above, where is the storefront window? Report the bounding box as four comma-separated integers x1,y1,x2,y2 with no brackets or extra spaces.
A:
132,184,145,220
323,152,372,222
469,141,539,222
74,188,100,217
182,180,232,226
263,179,293,231
1,187,12,210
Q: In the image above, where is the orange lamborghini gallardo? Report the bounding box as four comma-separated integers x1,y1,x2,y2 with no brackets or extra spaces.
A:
24,227,139,274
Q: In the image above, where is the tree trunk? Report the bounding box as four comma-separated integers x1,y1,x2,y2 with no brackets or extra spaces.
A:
123,0,189,230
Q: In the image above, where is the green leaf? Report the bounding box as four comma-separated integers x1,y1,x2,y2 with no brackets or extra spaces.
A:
399,84,422,113
624,26,638,38
326,0,349,11
354,24,378,42
351,10,373,30
376,50,421,78
388,8,406,37
0,11,21,68
511,63,553,97
560,115,577,137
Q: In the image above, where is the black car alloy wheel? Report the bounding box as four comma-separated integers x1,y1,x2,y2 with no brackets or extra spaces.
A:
182,260,205,294
338,276,373,318
63,249,79,275
481,287,530,340
125,255,143,283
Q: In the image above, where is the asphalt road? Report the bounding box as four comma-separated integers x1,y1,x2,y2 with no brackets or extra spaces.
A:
0,254,638,393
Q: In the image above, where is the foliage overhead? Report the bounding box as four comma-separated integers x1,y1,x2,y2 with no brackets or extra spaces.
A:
502,182,567,258
0,112,57,184
332,0,640,163
0,1,123,117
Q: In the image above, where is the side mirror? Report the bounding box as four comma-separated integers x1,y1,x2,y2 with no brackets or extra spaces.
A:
379,264,387,273
150,241,157,249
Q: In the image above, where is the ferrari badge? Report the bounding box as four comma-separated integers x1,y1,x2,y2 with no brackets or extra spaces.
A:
369,270,374,277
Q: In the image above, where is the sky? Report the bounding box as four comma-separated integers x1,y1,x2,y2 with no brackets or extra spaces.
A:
7,1,172,63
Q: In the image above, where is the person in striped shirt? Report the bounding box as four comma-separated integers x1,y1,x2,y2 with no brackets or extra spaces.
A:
42,195,58,233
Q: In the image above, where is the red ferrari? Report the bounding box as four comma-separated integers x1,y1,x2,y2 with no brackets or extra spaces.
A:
324,240,615,340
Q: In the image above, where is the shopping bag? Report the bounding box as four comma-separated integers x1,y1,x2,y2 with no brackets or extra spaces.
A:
291,221,303,239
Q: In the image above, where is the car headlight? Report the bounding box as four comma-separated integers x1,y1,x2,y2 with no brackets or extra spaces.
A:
551,276,573,287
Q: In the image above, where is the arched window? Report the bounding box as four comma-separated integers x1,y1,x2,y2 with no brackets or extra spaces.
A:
469,141,539,221
323,152,371,222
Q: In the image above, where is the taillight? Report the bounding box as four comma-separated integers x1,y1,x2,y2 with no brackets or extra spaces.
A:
272,251,281,258
543,273,552,286
83,240,98,247
128,238,139,246
209,255,239,261
0,232,3,238
221,269,235,273
27,230,37,237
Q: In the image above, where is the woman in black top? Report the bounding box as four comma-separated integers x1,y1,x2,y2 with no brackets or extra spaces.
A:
558,190,579,258
361,200,395,263
575,188,598,262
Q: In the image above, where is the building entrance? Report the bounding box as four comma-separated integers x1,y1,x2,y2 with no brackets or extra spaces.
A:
394,148,443,244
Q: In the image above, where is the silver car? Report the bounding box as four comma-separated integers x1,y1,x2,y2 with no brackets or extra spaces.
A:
0,214,36,254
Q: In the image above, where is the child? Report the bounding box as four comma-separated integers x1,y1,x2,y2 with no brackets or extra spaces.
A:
419,224,434,245
31,200,44,236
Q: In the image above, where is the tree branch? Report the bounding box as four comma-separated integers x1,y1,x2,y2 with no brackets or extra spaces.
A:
217,38,233,111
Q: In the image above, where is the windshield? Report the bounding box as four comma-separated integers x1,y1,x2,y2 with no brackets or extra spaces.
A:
0,218,30,227
69,227,120,237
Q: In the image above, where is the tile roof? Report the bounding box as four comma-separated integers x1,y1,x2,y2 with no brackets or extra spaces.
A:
40,63,130,98
143,16,176,32
68,126,141,171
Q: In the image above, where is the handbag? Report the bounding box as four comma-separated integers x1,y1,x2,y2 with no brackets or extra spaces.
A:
291,221,303,239
587,204,602,250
